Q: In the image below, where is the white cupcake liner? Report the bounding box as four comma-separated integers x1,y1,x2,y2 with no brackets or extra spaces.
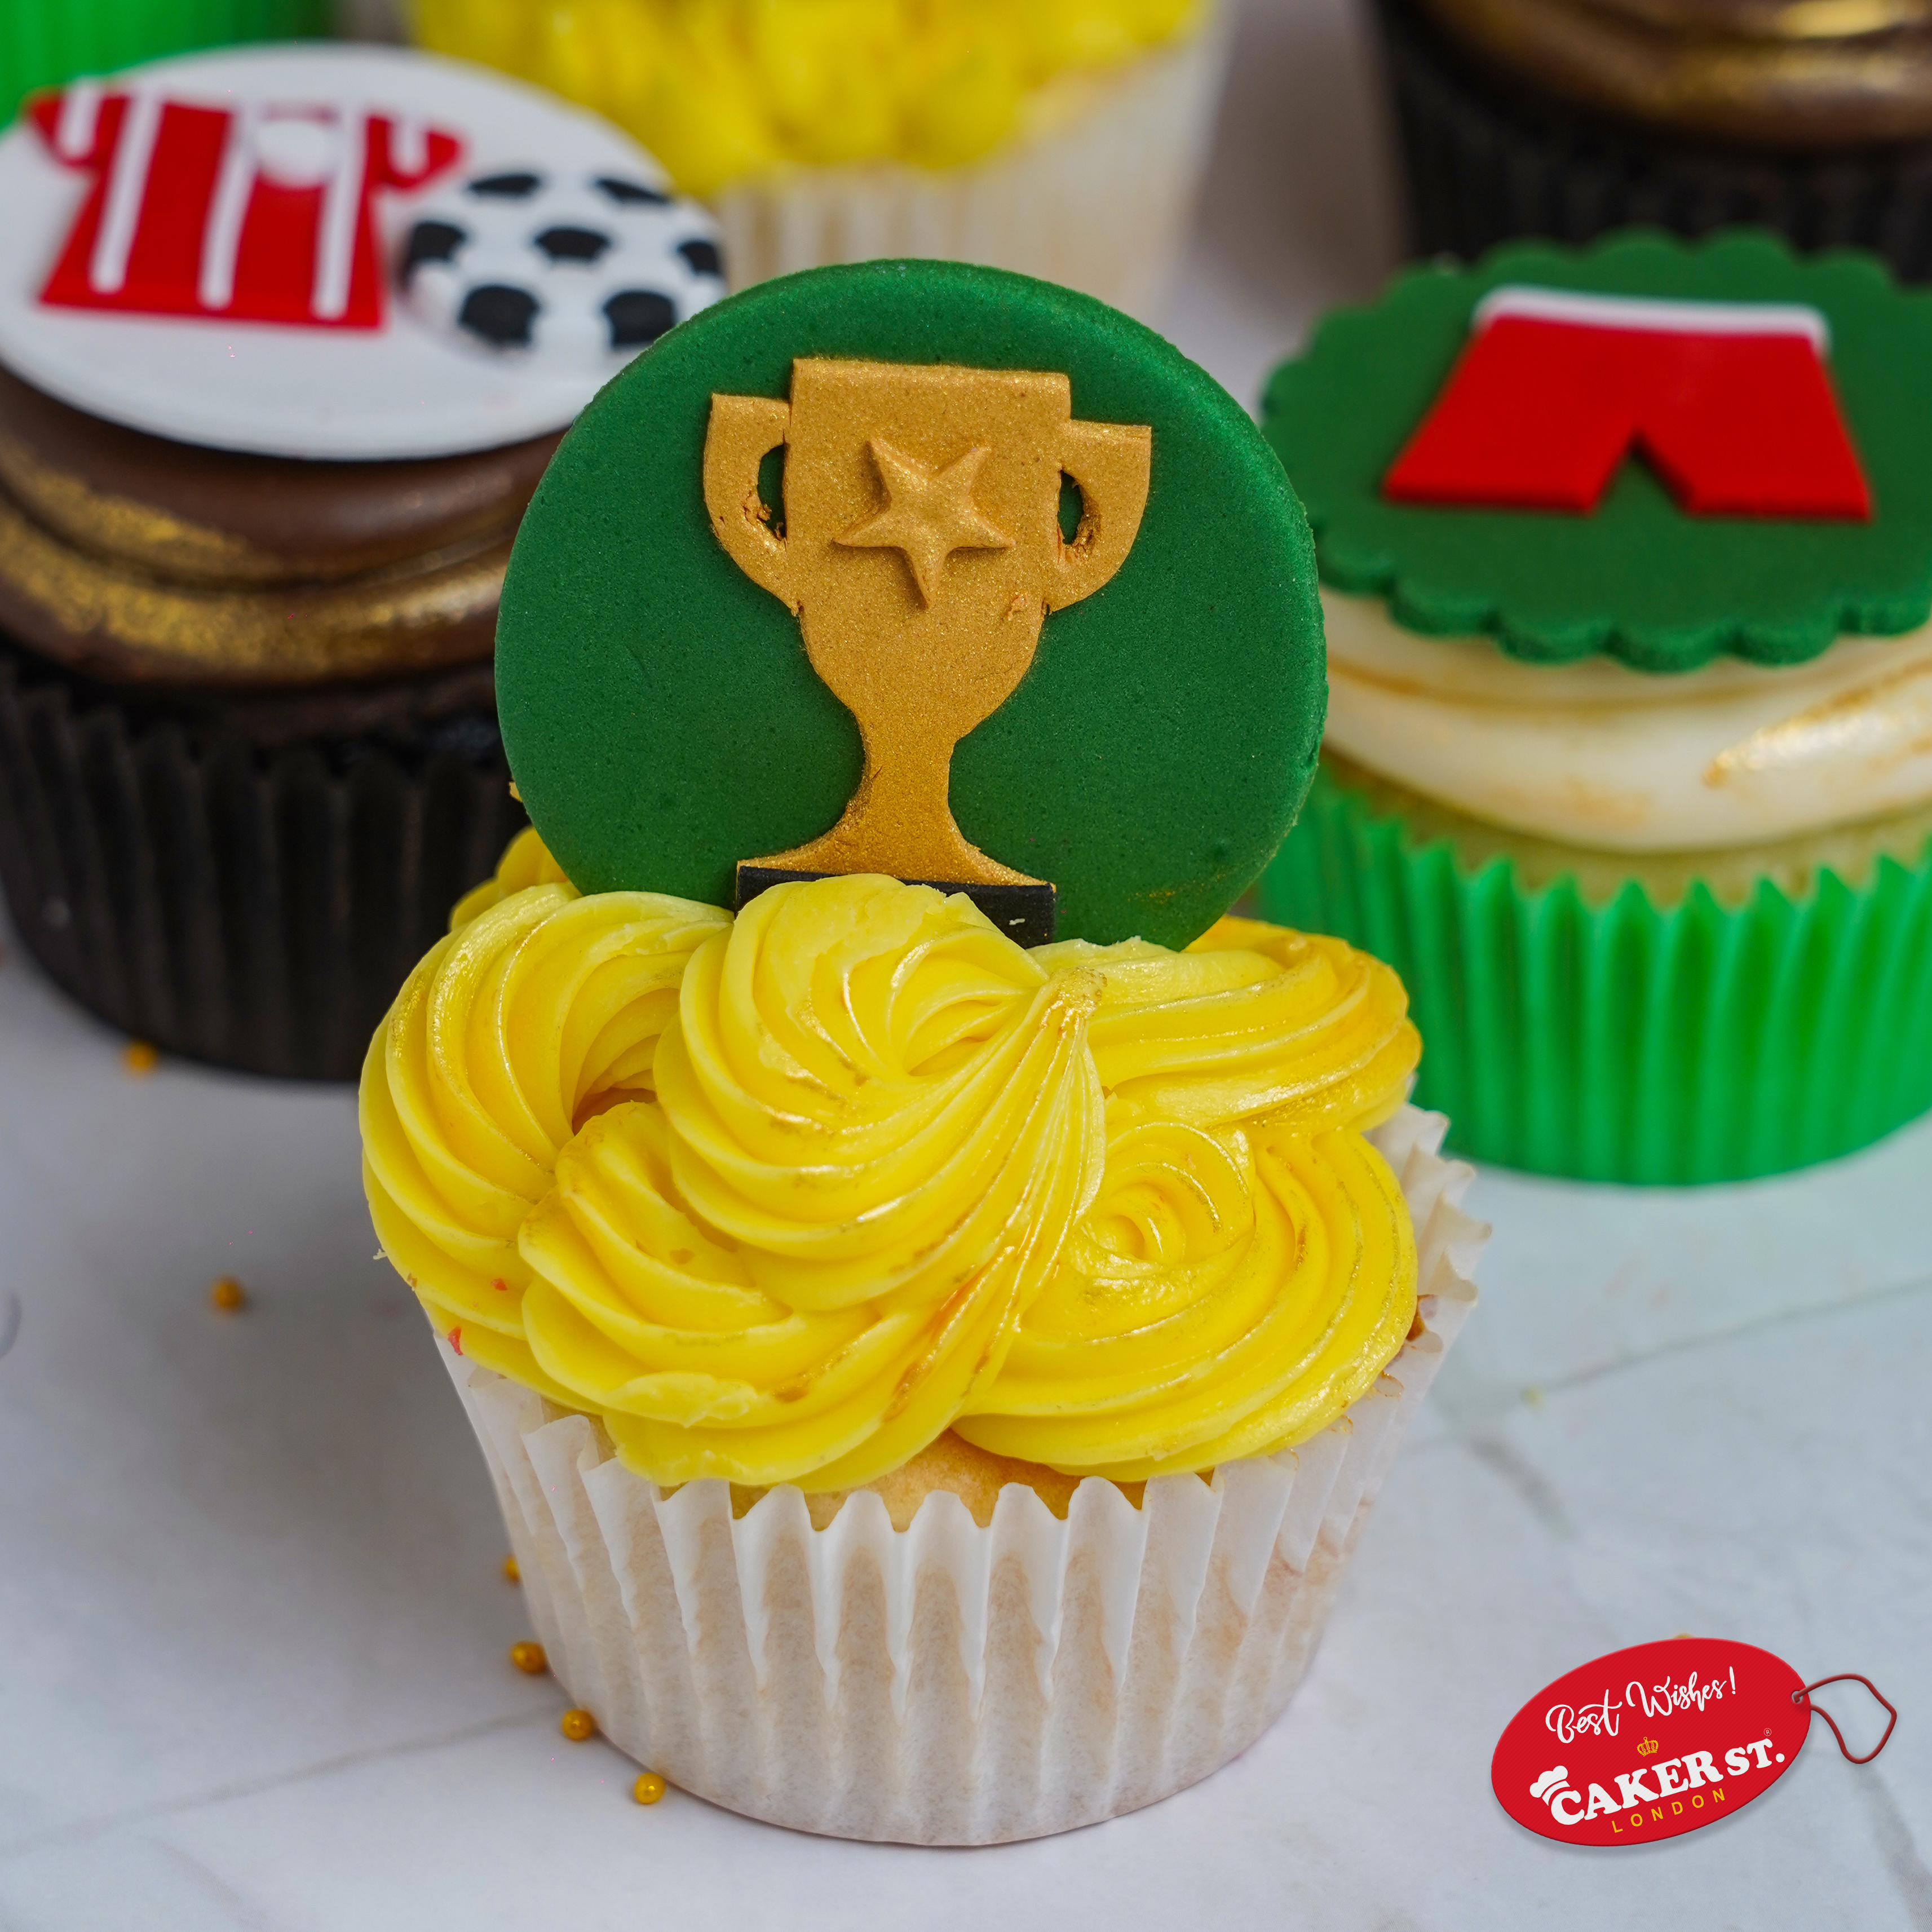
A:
442,1104,1483,1844
708,4,1235,322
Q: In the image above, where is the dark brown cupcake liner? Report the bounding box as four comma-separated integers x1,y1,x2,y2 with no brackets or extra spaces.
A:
1373,0,1932,280
0,635,525,1081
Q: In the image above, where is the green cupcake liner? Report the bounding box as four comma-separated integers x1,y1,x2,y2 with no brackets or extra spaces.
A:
3,0,330,127
1259,761,1932,1183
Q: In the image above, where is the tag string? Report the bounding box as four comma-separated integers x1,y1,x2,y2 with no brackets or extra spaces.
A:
1793,1674,1898,1765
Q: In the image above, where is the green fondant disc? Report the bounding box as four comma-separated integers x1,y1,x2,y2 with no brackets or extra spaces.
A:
496,260,1324,947
1262,229,1932,671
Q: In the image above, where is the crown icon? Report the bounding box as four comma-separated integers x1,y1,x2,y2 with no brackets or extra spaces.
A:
1635,1738,1660,1757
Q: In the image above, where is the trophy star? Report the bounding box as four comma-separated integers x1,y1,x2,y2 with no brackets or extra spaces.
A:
835,437,1015,605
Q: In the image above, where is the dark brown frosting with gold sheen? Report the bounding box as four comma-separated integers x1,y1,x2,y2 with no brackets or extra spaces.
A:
0,360,560,582
1420,0,1932,144
0,356,562,687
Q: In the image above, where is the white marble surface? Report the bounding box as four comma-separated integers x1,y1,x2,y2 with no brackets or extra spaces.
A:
3,1,1929,1923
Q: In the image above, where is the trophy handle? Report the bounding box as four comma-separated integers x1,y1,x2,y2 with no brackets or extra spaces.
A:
704,394,797,610
1052,419,1152,610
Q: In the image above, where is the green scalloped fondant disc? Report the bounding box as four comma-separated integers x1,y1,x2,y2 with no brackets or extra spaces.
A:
1262,229,1932,671
496,260,1325,947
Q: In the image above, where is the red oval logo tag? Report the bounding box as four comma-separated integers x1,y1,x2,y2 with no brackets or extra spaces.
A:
1493,1638,1808,1845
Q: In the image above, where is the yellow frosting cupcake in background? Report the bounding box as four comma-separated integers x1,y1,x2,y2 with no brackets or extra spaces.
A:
410,0,1231,317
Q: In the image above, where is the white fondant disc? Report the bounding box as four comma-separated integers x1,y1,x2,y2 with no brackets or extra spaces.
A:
0,43,724,459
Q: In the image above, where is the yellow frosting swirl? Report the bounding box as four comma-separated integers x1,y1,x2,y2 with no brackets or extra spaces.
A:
958,922,1419,1478
363,836,1421,1488
414,0,1205,195
360,847,731,1392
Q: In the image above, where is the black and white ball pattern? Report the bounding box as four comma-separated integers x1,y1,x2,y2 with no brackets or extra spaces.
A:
398,167,725,368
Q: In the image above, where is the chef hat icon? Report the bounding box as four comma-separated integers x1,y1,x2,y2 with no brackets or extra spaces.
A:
1529,1767,1570,1802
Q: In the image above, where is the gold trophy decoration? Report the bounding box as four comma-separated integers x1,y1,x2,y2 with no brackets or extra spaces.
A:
705,357,1151,942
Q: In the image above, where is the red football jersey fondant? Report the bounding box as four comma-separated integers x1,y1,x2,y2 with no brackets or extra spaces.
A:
1385,294,1871,521
29,82,461,331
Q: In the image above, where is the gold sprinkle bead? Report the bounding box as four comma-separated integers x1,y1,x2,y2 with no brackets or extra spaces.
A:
509,1641,547,1675
209,1276,247,1313
633,1772,666,1806
503,1555,520,1583
560,1707,596,1742
122,1040,158,1076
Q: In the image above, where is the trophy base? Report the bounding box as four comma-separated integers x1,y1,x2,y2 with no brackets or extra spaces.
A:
735,865,1057,947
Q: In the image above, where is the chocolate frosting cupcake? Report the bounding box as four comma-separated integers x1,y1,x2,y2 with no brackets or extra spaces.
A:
1378,0,1932,278
0,43,725,1077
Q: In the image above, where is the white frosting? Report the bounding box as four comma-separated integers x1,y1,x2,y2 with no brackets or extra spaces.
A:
1322,589,1932,852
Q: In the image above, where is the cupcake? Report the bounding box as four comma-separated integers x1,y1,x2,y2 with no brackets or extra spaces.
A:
359,259,1486,1842
410,0,1232,321
1259,228,1932,1183
1376,0,1932,278
1,0,324,129
0,42,724,1077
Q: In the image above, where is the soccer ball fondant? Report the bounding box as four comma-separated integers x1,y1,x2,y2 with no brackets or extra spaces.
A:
400,166,725,366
